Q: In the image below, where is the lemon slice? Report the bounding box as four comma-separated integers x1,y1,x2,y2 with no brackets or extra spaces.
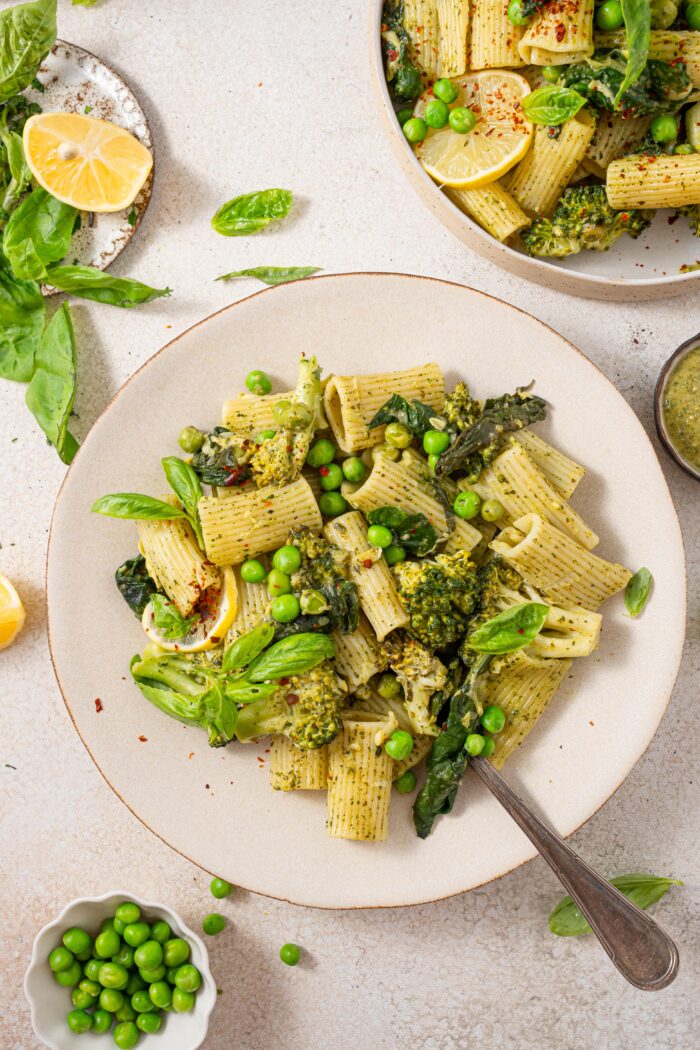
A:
142,567,238,653
414,71,533,189
0,573,26,650
23,112,153,213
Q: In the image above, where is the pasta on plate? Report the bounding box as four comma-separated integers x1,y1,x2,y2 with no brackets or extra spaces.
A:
93,358,634,842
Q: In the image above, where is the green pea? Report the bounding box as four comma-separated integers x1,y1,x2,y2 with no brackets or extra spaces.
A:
651,114,677,144
481,498,504,522
507,0,530,25
49,946,74,972
101,918,117,933
384,544,406,566
95,930,121,959
163,938,190,968
131,990,154,1014
453,490,481,519
367,524,393,549
319,462,344,490
138,964,166,983
150,920,172,944
84,958,103,981
465,733,486,756
72,986,97,1010
267,568,291,596
245,369,272,396
123,922,150,948
99,987,125,1013
134,940,163,971
341,456,367,483
116,1004,137,1023
675,143,694,154
137,1012,162,1033
125,974,145,996
402,117,428,143
481,705,506,734
99,962,130,990
91,1009,113,1033
166,967,180,984
113,918,126,936
54,960,82,987
258,428,276,442
449,106,476,134
596,0,624,30
63,927,92,956
149,980,173,1009
279,943,301,966
113,1020,139,1049
384,422,412,449
79,978,101,998
67,1009,92,1033
480,737,496,758
385,730,414,761
271,594,300,623
425,98,450,129
541,65,561,83
274,399,311,429
318,491,348,517
373,442,401,462
422,429,450,454
202,912,226,936
377,673,401,699
427,453,440,473
300,588,328,614
115,902,141,926
433,78,459,104
112,945,134,969
210,876,234,899
173,987,196,1012
273,544,302,574
174,964,202,993
393,769,417,793
397,106,414,126
688,3,700,30
241,558,266,583
306,438,335,468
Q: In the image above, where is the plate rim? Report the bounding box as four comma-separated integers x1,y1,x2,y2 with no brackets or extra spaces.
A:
45,272,687,909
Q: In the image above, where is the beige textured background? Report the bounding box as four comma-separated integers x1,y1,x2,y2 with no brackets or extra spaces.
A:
1,2,698,1048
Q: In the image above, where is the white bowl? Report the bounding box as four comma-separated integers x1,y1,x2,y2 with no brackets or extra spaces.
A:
24,891,217,1050
368,2,700,301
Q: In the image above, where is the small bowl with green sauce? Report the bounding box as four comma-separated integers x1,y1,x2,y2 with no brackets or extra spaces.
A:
655,335,700,482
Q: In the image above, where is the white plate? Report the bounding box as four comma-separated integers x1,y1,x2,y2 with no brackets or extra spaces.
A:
47,274,686,908
368,3,700,301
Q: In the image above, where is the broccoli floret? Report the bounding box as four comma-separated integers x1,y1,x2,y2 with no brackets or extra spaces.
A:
442,381,482,431
383,633,448,736
393,550,480,649
284,526,360,636
249,356,326,487
190,427,254,487
235,661,347,749
677,205,700,236
522,186,652,258
436,390,547,481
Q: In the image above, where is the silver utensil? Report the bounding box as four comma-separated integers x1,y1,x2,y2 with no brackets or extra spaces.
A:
471,757,679,990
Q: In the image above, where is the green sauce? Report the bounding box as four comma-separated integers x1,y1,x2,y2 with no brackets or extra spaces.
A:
663,346,700,470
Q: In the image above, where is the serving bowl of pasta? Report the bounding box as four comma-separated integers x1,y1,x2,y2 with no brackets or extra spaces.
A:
47,273,685,908
370,1,700,299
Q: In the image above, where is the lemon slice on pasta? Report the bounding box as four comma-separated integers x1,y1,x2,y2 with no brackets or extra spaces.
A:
141,567,238,652
0,573,26,650
413,71,533,189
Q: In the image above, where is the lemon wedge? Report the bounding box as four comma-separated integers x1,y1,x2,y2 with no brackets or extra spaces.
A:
0,573,26,650
414,71,533,189
141,567,238,653
23,112,153,213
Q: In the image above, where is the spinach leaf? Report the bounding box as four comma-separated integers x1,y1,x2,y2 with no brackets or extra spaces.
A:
0,0,56,105
616,0,652,106
435,390,547,480
549,874,683,936
0,258,44,381
369,393,442,437
92,493,189,520
115,555,157,617
521,85,587,125
210,189,293,237
3,187,77,279
45,265,171,307
150,593,197,641
367,506,438,556
190,427,250,487
246,633,335,681
24,302,77,462
216,265,321,285
222,622,275,673
161,456,204,547
624,567,652,617
467,603,549,654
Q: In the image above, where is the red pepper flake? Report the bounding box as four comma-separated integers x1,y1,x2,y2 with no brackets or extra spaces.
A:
387,48,398,62
94,698,103,713
279,677,290,686
138,735,148,742
188,752,194,759
319,465,330,476
362,558,373,568
517,628,525,634
555,23,565,42
286,692,300,706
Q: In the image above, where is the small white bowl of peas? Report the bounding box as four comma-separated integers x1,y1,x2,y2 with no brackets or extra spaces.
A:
24,891,217,1049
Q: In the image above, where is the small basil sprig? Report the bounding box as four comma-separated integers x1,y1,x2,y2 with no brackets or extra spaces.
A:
161,456,204,548
367,506,438,556
521,85,587,126
245,633,335,681
224,680,279,703
3,187,77,280
0,124,31,213
0,260,45,382
616,0,651,106
25,302,78,463
369,393,443,438
549,874,682,936
215,266,321,285
624,567,652,617
150,594,197,641
0,0,56,104
92,493,188,521
211,189,293,237
44,265,171,307
467,603,549,654
222,622,275,673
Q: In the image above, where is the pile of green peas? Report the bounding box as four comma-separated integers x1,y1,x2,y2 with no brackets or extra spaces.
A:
464,704,507,758
401,77,477,144
453,488,505,524
47,901,202,1045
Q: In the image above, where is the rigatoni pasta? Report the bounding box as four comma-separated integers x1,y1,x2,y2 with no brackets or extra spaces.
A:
470,0,525,70
327,717,395,841
404,0,440,79
447,182,530,241
518,0,594,66
435,0,471,77
270,737,329,791
507,114,595,217
606,153,700,210
137,495,220,616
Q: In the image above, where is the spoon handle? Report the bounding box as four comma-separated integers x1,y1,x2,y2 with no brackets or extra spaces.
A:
471,757,679,990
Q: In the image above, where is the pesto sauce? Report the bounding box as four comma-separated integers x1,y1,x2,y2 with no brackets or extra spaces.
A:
663,346,700,470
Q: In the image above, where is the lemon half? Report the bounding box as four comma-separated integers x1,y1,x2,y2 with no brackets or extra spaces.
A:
0,573,26,650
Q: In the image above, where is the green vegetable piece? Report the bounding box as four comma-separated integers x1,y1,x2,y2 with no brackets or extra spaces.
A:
125,974,145,996
54,959,81,986
134,940,163,970
161,454,204,545
3,187,76,280
616,0,651,106
507,0,530,25
94,930,121,959
448,106,476,133
394,769,417,793
481,498,504,522
149,594,197,641
211,188,293,236
549,873,683,936
67,1008,92,1033
624,567,653,617
216,265,321,285
267,568,291,596
425,98,449,128
130,991,153,1014
688,3,700,30
273,544,302,575
148,980,172,1009
123,922,150,948
111,945,134,969
299,588,329,614
92,493,188,521
366,506,438,556
468,602,549,654
306,438,335,467
377,673,401,700
384,422,412,448
83,958,103,981
464,732,486,756
402,116,427,143
651,114,677,143
222,621,274,673
49,945,74,972
367,524,392,549
319,462,343,490
541,65,561,83
202,912,226,935
115,1003,137,1023
79,978,101,998
453,490,481,520
245,632,335,681
136,1012,161,1033
271,593,301,623
210,877,234,899
114,556,157,618
113,1020,139,1049
480,737,495,757
99,987,124,1013
397,106,414,125
245,369,272,395
24,302,78,463
385,729,413,760
0,0,56,104
423,428,450,455
521,85,587,125
258,428,276,441
240,558,267,584
341,456,366,483
163,938,190,967
114,901,140,926
72,985,97,1010
384,544,405,566
174,963,201,993
0,251,45,382
98,962,129,989
433,78,459,104
138,964,166,983
45,264,171,307
172,987,196,1012
91,1009,112,1033
596,0,624,29
318,491,348,517
279,942,301,966
481,704,506,733
178,425,204,453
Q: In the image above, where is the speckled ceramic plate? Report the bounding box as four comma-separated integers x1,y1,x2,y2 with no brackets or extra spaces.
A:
46,274,686,909
26,40,153,288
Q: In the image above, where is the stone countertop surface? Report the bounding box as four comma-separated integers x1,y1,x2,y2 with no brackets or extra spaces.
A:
1,2,698,1048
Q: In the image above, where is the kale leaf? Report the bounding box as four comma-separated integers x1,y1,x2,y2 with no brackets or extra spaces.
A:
435,391,547,480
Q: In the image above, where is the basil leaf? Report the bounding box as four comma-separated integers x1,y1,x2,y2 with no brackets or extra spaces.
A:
92,493,189,520
521,85,587,125
0,0,57,105
368,393,442,437
0,126,31,212
203,683,238,746
367,506,438,556
616,0,651,106
45,265,171,307
549,874,683,936
115,555,157,617
222,622,275,673
210,189,293,237
150,593,197,640
624,567,653,617
3,187,77,280
0,259,44,381
216,266,321,285
72,1,99,6
246,632,335,682
367,506,409,530
25,302,78,463
162,456,204,547
224,679,278,703
468,602,549,654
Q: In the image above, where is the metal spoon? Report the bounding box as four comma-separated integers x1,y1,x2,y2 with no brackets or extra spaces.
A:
471,757,679,990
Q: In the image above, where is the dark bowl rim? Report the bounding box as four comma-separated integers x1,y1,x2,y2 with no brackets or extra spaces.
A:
654,332,700,483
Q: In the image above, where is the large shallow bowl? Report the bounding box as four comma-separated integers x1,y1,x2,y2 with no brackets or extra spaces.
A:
47,273,686,908
369,3,700,301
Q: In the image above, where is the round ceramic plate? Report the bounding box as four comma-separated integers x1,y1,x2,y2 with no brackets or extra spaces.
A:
47,274,686,909
26,40,153,286
369,4,700,301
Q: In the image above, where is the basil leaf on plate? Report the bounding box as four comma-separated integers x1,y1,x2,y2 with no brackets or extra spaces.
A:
210,189,293,237
0,259,44,381
521,85,587,125
246,632,335,682
467,602,549,654
216,266,321,286
92,493,189,520
45,265,171,307
624,567,653,617
549,874,682,936
0,0,57,104
222,622,275,673
616,0,651,106
161,456,204,547
223,679,279,703
25,301,78,463
0,126,31,212
150,593,197,641
3,187,77,280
